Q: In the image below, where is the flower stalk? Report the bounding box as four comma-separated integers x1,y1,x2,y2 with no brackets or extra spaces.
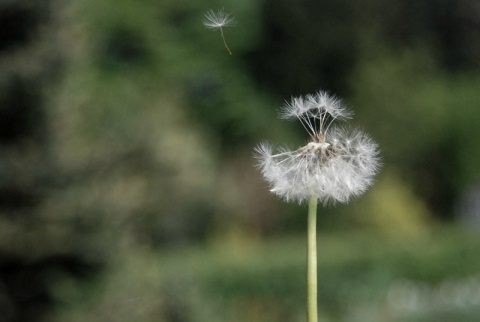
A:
307,196,318,322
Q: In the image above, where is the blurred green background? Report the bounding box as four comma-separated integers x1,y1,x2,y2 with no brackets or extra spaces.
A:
1,0,480,321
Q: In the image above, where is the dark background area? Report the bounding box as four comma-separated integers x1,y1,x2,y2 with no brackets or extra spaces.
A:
1,0,479,321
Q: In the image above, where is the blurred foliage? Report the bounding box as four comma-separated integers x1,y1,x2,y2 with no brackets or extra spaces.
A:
349,49,480,218
0,0,479,321
51,227,480,322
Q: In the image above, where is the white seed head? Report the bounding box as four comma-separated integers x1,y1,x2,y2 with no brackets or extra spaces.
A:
203,9,236,29
255,91,380,205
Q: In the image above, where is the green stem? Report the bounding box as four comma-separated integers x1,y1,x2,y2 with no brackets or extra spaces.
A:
307,196,318,322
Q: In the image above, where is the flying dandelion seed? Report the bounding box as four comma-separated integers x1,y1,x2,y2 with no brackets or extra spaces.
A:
203,9,236,55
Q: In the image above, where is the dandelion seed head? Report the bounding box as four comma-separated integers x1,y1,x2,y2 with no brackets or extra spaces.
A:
254,91,380,205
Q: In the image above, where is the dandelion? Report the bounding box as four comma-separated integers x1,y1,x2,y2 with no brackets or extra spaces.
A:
254,90,380,322
203,9,236,55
